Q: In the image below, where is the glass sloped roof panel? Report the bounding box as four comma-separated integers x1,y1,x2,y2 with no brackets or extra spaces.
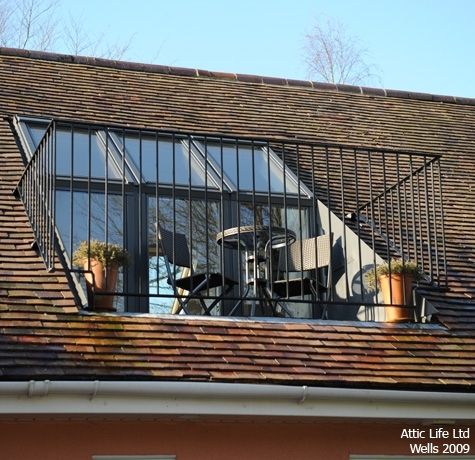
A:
205,142,301,194
113,132,215,187
56,128,121,179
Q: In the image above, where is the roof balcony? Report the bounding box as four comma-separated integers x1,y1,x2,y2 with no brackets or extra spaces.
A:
15,118,447,322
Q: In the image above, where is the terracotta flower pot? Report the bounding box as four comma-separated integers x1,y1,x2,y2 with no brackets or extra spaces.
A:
379,273,414,322
83,259,119,310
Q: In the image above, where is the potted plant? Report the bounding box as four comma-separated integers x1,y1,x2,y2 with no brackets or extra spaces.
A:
73,240,129,311
365,258,422,322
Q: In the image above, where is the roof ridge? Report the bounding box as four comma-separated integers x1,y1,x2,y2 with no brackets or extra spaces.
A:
1,47,474,107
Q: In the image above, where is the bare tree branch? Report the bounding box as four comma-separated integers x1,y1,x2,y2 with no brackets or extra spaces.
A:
304,19,377,85
15,0,58,50
0,0,134,60
0,0,13,46
63,14,95,56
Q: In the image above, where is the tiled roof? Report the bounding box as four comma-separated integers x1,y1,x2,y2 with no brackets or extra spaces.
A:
0,48,474,388
0,120,77,314
1,307,474,390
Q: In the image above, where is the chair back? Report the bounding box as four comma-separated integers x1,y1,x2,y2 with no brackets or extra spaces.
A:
279,234,331,272
157,226,191,268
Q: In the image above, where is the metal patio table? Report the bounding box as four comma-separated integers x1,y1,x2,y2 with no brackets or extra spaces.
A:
216,225,296,316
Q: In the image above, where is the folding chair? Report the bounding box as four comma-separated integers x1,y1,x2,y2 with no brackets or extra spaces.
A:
157,226,237,315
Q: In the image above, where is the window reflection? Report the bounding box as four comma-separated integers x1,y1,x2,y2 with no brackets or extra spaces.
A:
147,196,221,314
55,129,120,179
206,143,300,194
113,133,212,187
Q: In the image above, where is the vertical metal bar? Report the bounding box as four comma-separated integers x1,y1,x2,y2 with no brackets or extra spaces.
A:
282,141,289,299
367,150,378,305
203,136,210,298
339,146,349,301
121,129,126,306
69,124,74,260
381,151,392,304
266,140,273,299
155,132,160,302
34,146,39,240
137,130,143,297
42,134,46,264
389,186,396,249
187,135,193,288
235,139,242,303
429,160,439,283
105,127,110,296
31,145,36,240
325,146,333,302
87,127,92,274
172,133,177,294
38,134,44,260
423,155,433,281
310,145,319,311
415,162,424,272
251,140,257,314
354,149,363,302
52,122,57,271
296,143,304,300
45,129,50,267
395,153,407,302
38,134,43,260
436,159,448,288
402,161,410,260
409,155,418,268
219,137,226,298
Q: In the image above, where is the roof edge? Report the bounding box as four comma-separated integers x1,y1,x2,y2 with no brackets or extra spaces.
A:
1,47,474,107
1,380,474,419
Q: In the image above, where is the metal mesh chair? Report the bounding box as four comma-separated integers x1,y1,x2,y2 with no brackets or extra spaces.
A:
272,234,333,318
157,226,237,315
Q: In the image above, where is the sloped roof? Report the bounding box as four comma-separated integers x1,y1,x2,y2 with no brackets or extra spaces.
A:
1,309,474,390
0,48,474,389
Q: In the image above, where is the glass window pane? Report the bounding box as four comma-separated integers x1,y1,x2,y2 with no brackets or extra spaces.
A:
55,189,125,310
206,143,299,194
25,122,48,150
116,132,209,186
55,190,124,256
56,128,120,179
148,196,221,314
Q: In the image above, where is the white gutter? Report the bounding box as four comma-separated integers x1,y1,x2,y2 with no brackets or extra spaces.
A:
0,381,474,420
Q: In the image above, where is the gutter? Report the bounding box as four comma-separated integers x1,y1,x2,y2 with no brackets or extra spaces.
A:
0,381,474,420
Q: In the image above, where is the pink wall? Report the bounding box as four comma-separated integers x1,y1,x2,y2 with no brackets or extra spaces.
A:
0,418,473,460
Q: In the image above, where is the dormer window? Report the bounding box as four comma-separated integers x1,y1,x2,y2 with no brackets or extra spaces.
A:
15,117,446,321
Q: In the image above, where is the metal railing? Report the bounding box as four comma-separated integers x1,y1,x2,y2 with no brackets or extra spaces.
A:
16,119,447,320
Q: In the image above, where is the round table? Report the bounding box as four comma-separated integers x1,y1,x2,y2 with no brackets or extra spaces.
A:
216,225,296,315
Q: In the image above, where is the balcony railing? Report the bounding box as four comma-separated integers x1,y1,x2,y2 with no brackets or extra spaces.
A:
16,119,447,321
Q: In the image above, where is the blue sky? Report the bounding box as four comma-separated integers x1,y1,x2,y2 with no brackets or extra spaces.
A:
58,0,475,98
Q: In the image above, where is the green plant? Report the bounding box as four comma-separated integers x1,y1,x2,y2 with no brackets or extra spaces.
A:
365,258,422,290
72,240,129,268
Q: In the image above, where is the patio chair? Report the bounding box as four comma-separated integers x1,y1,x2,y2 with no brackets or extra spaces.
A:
271,234,333,318
157,226,237,315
